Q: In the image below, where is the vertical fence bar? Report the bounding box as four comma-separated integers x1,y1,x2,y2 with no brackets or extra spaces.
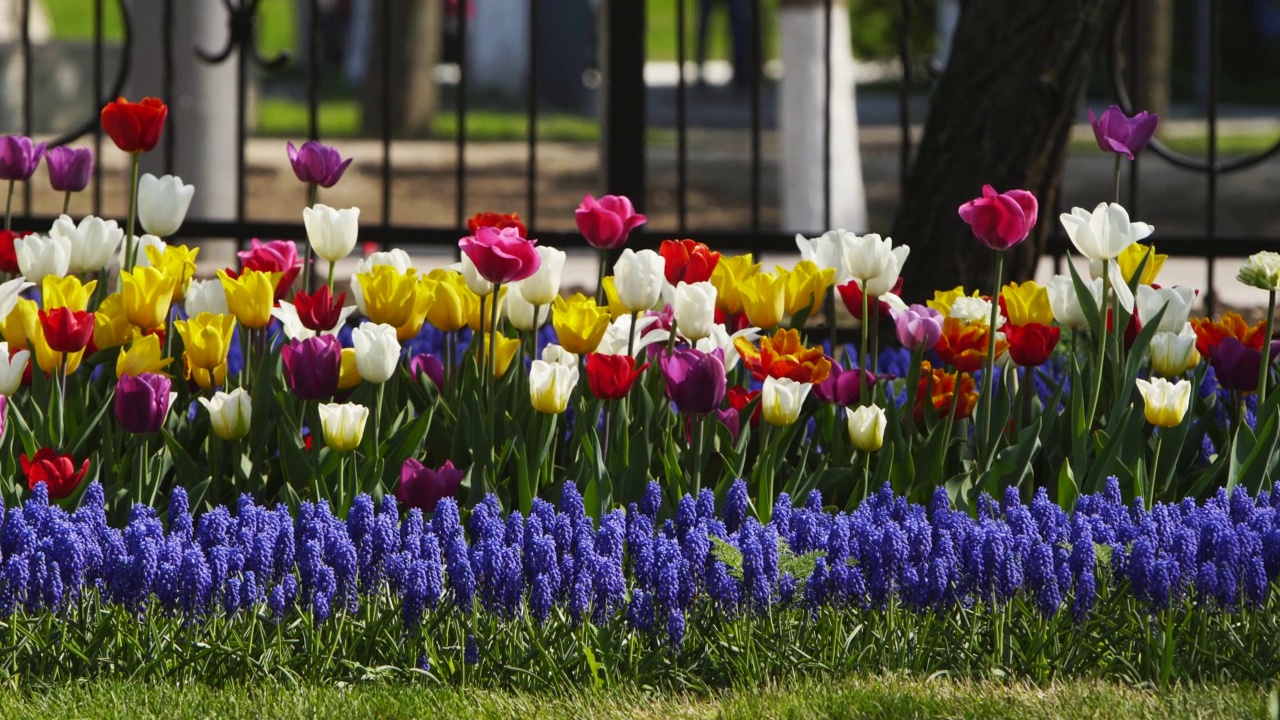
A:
381,0,393,229
455,0,470,230
162,0,175,174
1205,0,1219,316
235,32,248,224
308,0,321,142
897,0,912,200
1126,0,1140,213
822,0,832,229
93,0,104,215
527,0,539,231
601,0,647,213
749,0,762,235
21,0,32,215
675,0,688,234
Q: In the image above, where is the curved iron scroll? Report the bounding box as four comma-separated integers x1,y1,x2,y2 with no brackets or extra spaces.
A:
45,0,134,148
196,0,291,71
1108,0,1280,174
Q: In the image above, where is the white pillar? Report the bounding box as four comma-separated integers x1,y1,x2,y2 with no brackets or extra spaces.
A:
469,0,529,97
129,0,237,224
778,0,867,234
934,0,960,70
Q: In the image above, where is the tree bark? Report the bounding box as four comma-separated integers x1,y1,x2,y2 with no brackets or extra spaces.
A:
363,0,440,137
892,0,1123,302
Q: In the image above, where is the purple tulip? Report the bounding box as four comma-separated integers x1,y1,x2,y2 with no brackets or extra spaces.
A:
409,353,445,392
114,373,173,435
281,335,342,401
45,146,94,192
398,458,465,513
1209,337,1280,393
814,359,876,406
0,135,46,182
891,304,944,352
659,347,727,415
714,407,740,444
0,394,7,439
287,140,353,188
1089,105,1159,160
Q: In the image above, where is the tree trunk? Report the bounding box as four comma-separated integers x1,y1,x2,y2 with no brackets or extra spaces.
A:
363,0,440,137
892,0,1122,302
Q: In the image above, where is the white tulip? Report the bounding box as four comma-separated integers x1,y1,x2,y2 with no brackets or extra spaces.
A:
302,203,360,263
455,253,493,297
596,314,665,357
1046,274,1104,329
1149,324,1200,378
351,322,401,384
695,325,760,373
271,302,316,341
541,344,578,368
0,342,29,395
1238,251,1280,291
506,284,547,332
795,230,853,283
49,214,123,273
1136,284,1196,335
184,278,230,317
317,402,369,452
137,173,195,238
949,296,1002,327
0,276,34,320
846,404,887,452
674,281,718,341
14,234,70,283
1059,203,1153,313
613,249,666,313
761,376,812,427
350,248,414,315
518,246,566,306
125,235,166,269
528,359,579,414
842,233,910,297
198,387,252,441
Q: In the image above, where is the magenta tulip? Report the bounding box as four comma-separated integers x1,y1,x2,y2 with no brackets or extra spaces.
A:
114,373,173,434
281,335,342,400
814,359,876,406
398,458,466,512
1209,337,1280,394
891,304,944,352
287,140,353,188
458,225,542,285
409,353,445,392
45,146,94,192
958,185,1038,251
1089,105,1159,160
659,347,727,415
0,135,45,182
575,194,647,250
714,406,740,443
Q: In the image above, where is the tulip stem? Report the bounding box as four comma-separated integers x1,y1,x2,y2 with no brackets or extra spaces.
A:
627,311,641,359
1088,260,1111,428
1257,289,1275,407
486,283,503,491
1148,430,1164,510
124,153,140,273
826,292,839,364
326,260,336,294
979,251,1005,471
62,191,71,217
374,382,386,454
690,414,705,495
596,248,609,306
1113,154,1122,205
3,179,12,231
859,285,870,405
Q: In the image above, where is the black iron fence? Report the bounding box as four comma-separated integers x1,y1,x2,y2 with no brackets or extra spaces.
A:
3,0,1276,311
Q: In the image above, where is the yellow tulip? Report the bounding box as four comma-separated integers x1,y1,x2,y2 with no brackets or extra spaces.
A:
600,276,629,320
115,334,173,378
186,361,228,391
552,293,611,354
338,347,362,389
1,297,37,350
217,269,279,330
1001,281,1054,326
122,266,178,329
467,286,508,333
145,244,201,301
1135,377,1190,428
357,266,418,328
927,286,982,317
782,260,834,318
738,271,787,329
424,269,476,333
709,254,760,316
175,312,237,372
1116,243,1166,286
93,293,137,351
42,276,97,312
396,276,438,341
474,332,520,378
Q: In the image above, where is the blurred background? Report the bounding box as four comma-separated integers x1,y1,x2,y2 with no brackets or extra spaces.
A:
0,0,1277,310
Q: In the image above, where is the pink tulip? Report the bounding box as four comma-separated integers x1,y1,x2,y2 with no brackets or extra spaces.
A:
891,304,943,352
575,194,647,250
958,185,1038,252
458,225,542,285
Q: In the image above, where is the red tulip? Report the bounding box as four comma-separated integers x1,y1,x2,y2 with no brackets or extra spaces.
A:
458,225,541,285
958,185,1038,252
22,448,90,500
1003,322,1060,368
585,353,648,400
659,239,720,286
101,97,168,154
467,211,527,238
836,277,903,320
728,385,762,427
0,229,30,274
38,308,95,353
293,285,346,333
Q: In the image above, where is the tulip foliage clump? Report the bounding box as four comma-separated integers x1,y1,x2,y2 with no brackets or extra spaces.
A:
0,101,1276,529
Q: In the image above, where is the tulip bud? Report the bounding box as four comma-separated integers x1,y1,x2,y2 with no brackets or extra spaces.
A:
846,404,887,452
1237,251,1280,292
1046,274,1103,329
1136,285,1195,335
351,322,401,384
49,214,123,274
541,343,578,368
843,234,910,297
506,284,547,332
198,388,252,441
529,359,579,414
613,249,666,313
14,233,70,283
518,246,566,306
761,376,812,427
674,281,717,341
114,373,175,435
303,203,360,263
1149,325,1200,378
318,402,369,452
1135,377,1191,429
45,146,94,193
185,278,230,317
137,173,195,238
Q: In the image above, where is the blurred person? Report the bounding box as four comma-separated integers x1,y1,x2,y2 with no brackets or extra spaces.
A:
696,0,751,89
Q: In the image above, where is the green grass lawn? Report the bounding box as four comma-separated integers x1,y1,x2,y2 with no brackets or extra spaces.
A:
1,676,1274,720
